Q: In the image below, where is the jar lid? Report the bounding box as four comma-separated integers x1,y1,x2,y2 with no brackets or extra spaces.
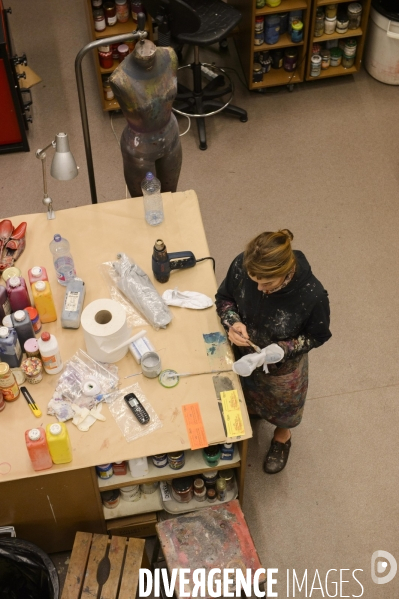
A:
204,445,221,457
172,476,193,492
21,358,42,376
2,267,21,282
2,315,12,328
253,63,262,72
115,0,127,3
326,2,338,6
221,469,234,480
348,2,362,13
345,38,357,46
337,16,349,24
330,47,343,57
14,310,26,322
9,276,20,288
291,20,303,30
121,485,139,492
99,45,111,52
93,8,104,16
28,429,41,442
284,48,298,57
168,451,184,459
35,281,46,292
103,1,116,9
325,15,337,20
41,332,51,342
31,267,42,277
207,488,216,497
202,470,218,480
25,307,39,320
118,44,129,52
97,463,112,468
194,478,205,489
49,423,62,436
311,55,322,64
0,326,9,338
0,362,10,375
321,49,331,57
24,338,39,352
216,478,226,489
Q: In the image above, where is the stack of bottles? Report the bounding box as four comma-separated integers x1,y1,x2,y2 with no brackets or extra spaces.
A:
310,37,358,77
254,10,304,47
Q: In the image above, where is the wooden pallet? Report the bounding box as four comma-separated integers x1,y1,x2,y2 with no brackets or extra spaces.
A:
61,531,147,599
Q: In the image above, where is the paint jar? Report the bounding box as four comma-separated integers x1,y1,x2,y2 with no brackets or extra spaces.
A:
321,49,331,70
290,20,303,43
98,45,114,69
28,266,48,287
0,286,11,322
46,423,72,464
330,47,343,66
344,38,357,57
0,327,22,368
220,469,235,491
336,15,349,34
325,4,338,18
152,454,168,468
6,276,31,313
21,358,43,384
140,481,159,494
128,457,149,478
111,43,120,60
279,12,288,35
141,351,162,378
284,47,298,71
203,445,221,467
120,484,141,501
11,367,25,385
0,363,20,401
254,17,264,46
324,16,337,34
93,8,106,31
101,489,120,508
207,488,217,503
25,307,42,334
115,0,129,22
253,63,263,83
171,477,194,503
259,51,272,73
347,3,362,29
38,332,63,374
24,338,40,358
312,43,322,55
216,477,227,501
310,54,322,77
11,310,35,349
193,478,206,502
342,53,355,68
2,266,21,283
202,470,218,488
96,463,114,479
220,443,234,460
288,10,302,33
0,391,5,412
130,0,144,21
167,451,185,470
25,428,53,471
118,44,130,62
113,461,128,475
104,1,117,26
314,10,325,37
271,49,283,69
264,15,280,45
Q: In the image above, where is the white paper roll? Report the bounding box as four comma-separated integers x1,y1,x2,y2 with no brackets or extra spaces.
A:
81,299,130,363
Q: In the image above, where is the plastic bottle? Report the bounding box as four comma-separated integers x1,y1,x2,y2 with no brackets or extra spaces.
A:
141,172,164,226
28,266,48,286
6,276,31,312
49,234,76,286
128,457,149,478
0,286,11,321
25,427,53,471
25,306,42,334
32,281,57,323
46,422,73,464
37,332,63,374
11,310,36,349
61,278,86,329
0,326,22,367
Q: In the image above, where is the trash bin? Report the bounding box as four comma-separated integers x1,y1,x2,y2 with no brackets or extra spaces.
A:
364,0,399,84
0,537,59,599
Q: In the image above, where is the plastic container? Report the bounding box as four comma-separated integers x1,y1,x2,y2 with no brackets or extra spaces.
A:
330,47,343,66
25,427,53,471
28,266,48,287
336,14,349,33
6,276,31,312
61,278,86,329
288,10,303,32
344,38,357,56
342,53,355,67
347,2,362,28
321,49,331,69
113,461,128,475
0,362,20,400
310,54,322,76
325,3,338,18
365,4,399,84
203,445,221,467
46,422,72,464
37,332,63,374
24,337,40,358
141,172,164,226
264,14,280,45
314,11,325,36
31,282,57,324
324,15,337,34
11,310,36,349
0,286,11,322
49,234,76,286
128,456,149,478
0,326,22,367
291,20,303,42
25,306,42,333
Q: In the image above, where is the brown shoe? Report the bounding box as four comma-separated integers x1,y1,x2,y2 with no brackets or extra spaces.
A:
263,437,291,474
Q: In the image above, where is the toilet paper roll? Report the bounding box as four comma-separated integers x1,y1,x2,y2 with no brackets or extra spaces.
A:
81,299,130,363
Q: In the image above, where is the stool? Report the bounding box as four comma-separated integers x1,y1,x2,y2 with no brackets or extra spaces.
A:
61,531,148,599
155,500,266,599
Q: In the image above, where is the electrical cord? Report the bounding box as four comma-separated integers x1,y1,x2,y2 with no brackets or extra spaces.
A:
178,114,191,136
196,256,215,272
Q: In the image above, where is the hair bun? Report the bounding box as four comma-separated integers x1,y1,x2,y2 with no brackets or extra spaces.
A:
280,229,294,241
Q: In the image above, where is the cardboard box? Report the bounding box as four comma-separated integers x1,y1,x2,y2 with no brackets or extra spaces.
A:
106,512,157,537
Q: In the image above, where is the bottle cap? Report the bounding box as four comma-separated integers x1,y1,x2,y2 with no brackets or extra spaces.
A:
9,276,20,288
54,234,62,242
24,338,39,352
41,332,51,342
2,267,21,282
35,281,46,292
28,429,41,442
2,315,13,328
14,310,26,322
0,363,10,375
25,307,39,321
0,326,9,338
146,172,154,180
31,267,42,277
49,423,62,436
117,44,129,52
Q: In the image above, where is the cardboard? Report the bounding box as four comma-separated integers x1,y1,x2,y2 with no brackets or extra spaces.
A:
16,65,42,89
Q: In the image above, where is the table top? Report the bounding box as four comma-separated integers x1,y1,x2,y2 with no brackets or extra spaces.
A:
0,191,252,483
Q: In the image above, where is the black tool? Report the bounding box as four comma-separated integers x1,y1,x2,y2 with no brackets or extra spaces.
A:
124,393,150,424
152,239,196,283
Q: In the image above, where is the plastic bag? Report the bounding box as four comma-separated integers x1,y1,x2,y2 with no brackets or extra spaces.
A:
101,261,148,329
102,253,172,330
0,538,59,599
108,382,163,442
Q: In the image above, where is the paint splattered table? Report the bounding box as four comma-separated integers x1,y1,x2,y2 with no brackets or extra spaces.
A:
156,500,266,599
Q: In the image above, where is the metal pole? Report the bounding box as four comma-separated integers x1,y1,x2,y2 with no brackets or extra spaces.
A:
75,29,147,204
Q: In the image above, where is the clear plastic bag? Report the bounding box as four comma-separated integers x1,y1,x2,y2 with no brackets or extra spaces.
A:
102,253,172,330
101,261,148,329
108,382,162,442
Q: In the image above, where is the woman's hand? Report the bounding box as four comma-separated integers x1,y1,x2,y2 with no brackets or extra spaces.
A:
228,322,251,347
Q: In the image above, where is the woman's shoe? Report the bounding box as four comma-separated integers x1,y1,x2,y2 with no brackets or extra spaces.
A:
0,221,27,272
263,437,291,474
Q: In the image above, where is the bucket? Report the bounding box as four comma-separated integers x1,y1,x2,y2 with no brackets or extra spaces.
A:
364,3,399,84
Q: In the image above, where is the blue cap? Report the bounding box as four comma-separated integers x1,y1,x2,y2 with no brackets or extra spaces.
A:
54,234,61,242
146,172,154,180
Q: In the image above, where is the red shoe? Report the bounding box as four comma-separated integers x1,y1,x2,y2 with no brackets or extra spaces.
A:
0,220,13,257
0,221,27,272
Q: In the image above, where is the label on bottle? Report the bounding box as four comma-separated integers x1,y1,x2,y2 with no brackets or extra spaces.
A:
160,481,172,502
2,299,11,316
42,353,61,370
54,257,76,284
107,14,117,25
65,291,80,312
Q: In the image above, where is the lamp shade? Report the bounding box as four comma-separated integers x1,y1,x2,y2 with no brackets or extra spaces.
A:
50,133,78,181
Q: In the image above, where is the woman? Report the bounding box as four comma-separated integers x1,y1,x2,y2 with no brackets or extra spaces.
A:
215,230,331,474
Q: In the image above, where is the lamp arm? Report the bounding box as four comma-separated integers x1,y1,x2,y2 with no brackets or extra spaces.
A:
75,29,147,205
35,139,56,160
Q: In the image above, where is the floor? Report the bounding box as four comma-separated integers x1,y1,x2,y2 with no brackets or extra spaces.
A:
2,0,399,597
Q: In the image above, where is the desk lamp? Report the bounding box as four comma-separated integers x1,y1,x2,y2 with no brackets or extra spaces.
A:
35,133,78,220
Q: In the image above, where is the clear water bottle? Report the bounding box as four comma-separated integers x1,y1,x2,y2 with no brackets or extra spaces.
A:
49,234,76,286
141,172,164,226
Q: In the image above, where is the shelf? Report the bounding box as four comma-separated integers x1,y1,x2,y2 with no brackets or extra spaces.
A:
312,27,362,43
103,489,163,520
251,66,303,88
94,16,140,39
307,63,358,80
317,0,356,4
255,32,304,51
97,446,241,491
256,0,307,16
161,477,238,515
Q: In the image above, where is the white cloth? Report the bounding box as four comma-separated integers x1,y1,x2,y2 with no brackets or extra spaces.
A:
71,403,106,432
232,343,284,376
162,288,213,310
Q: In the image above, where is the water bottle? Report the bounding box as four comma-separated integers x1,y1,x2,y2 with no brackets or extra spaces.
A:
141,172,164,226
49,234,76,286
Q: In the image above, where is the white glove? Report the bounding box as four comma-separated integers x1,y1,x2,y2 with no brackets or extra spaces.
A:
232,343,284,377
162,288,213,310
71,403,106,432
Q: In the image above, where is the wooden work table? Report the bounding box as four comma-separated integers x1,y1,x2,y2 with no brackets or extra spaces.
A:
0,191,252,552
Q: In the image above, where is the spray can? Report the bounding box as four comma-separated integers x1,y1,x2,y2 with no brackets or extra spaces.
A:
46,422,73,464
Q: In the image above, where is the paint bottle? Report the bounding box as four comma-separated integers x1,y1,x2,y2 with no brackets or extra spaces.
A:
46,422,73,464
216,477,227,501
24,337,41,358
0,286,11,322
32,281,57,323
25,306,42,334
25,427,53,471
38,332,63,374
6,276,31,312
61,278,85,329
11,310,36,349
0,363,20,401
28,266,48,287
0,326,22,367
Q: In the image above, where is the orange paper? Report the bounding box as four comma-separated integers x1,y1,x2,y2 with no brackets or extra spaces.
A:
182,403,208,450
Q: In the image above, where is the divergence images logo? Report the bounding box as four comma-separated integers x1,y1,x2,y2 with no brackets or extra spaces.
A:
371,551,397,585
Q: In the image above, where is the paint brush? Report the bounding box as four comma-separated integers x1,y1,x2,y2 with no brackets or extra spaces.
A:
224,322,261,353
166,369,233,379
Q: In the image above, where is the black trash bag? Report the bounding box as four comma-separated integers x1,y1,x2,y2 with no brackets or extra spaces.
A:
0,538,59,599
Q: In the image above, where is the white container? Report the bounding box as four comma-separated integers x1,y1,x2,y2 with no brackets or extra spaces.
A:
61,278,86,329
324,16,337,34
128,457,149,478
365,6,399,85
38,332,63,374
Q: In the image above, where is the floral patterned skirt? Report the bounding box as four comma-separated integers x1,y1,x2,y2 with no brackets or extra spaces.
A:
239,354,309,428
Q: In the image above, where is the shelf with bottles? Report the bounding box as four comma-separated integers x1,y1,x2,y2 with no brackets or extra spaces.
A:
161,476,238,515
252,44,306,87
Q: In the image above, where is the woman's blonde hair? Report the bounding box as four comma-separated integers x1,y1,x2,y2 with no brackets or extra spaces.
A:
243,229,295,279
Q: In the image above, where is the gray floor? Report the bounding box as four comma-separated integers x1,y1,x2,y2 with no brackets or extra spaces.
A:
2,1,399,597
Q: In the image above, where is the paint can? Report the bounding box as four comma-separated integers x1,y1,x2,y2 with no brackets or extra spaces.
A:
171,477,194,503
141,351,162,378
167,451,185,470
152,453,168,468
96,463,114,479
203,445,221,467
101,489,120,508
140,481,159,494
120,484,141,502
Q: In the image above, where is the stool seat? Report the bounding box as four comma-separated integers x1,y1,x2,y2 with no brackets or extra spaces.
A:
175,0,242,46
